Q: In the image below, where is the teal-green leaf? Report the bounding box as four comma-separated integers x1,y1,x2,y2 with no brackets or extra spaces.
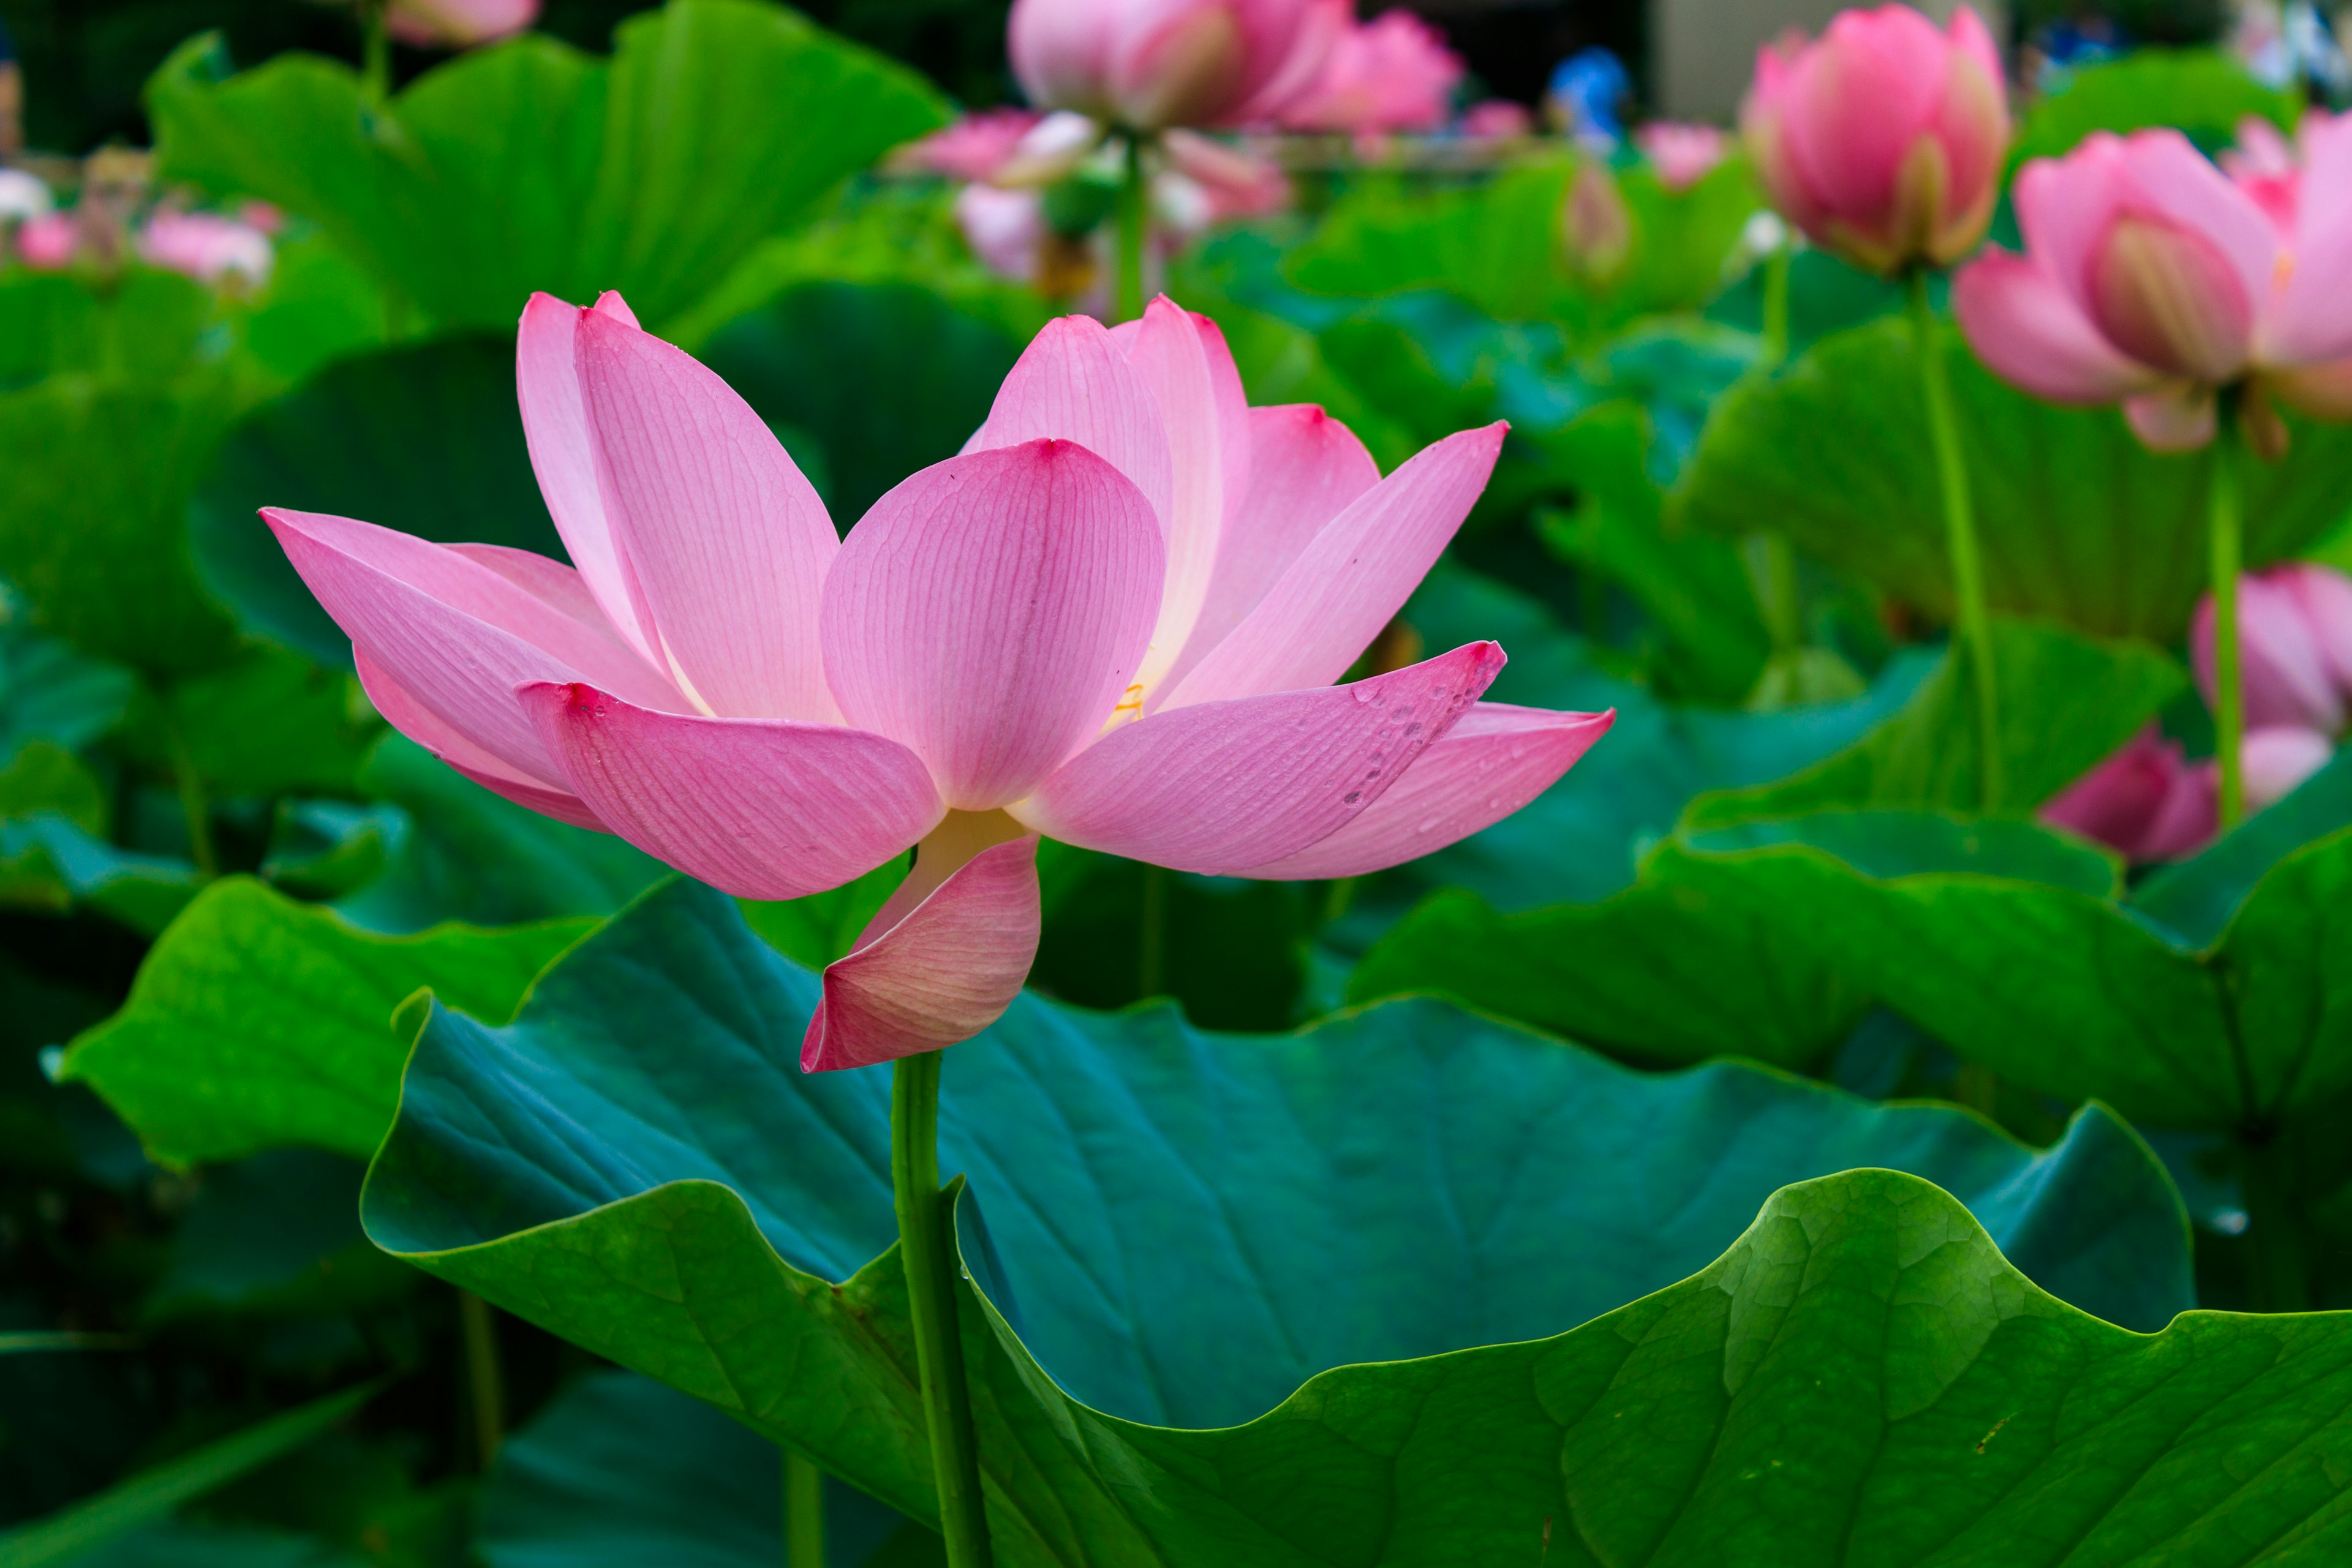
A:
360,879,2206,1562
59,876,589,1165
1672,315,2352,639
146,1,948,333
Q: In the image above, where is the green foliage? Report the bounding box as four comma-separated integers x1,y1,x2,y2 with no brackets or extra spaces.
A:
1673,316,2352,639
147,0,948,333
2011,48,2297,170
143,1149,413,1322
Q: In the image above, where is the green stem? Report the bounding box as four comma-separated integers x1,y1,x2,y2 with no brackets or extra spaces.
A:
891,1053,990,1568
165,723,218,881
2211,421,2245,829
1137,864,1167,999
1114,135,1148,325
457,1289,505,1471
1907,271,2002,812
359,0,391,103
785,1452,825,1568
1760,241,1792,369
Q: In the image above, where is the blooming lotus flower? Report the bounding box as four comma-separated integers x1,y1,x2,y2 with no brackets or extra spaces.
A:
1635,122,1732,193
1275,9,1463,135
266,293,1612,1072
1009,0,1344,131
385,0,537,48
2192,562,2352,733
2041,724,2215,862
1741,4,2008,274
1953,119,2352,451
137,211,273,287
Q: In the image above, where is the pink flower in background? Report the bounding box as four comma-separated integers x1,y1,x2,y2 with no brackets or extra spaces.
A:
2192,563,2352,733
266,292,1612,1072
15,213,78,270
953,184,1048,281
1460,99,1533,139
138,211,274,287
1275,8,1464,135
1741,4,2008,274
2241,723,2335,807
1635,121,1731,192
1163,127,1291,220
898,108,1047,181
2041,725,2215,861
385,0,537,48
1954,121,2352,451
1009,0,1346,130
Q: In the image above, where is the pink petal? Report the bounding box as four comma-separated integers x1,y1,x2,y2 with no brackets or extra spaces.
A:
966,315,1175,535
519,681,943,901
1119,298,1253,696
265,507,679,780
516,292,654,660
1012,640,1504,873
2040,724,2181,860
800,836,1041,1072
2281,562,2352,694
1954,250,2163,402
1229,702,1615,879
353,646,608,832
820,440,1166,809
2122,385,2217,450
1162,404,1380,695
2243,724,2335,810
2111,129,2278,334
2138,758,2218,861
576,310,839,721
2087,212,2255,383
1161,423,1504,710
2274,129,2352,363
1778,5,1948,228
2194,568,2346,732
2014,141,2132,318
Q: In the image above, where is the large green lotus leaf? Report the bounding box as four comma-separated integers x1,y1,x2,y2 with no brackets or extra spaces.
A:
362,879,2201,1561
480,1370,937,1568
58,876,587,1166
1675,766,2352,1131
1687,616,2185,828
1350,812,2114,1069
146,1,946,333
1368,564,1929,914
1672,315,2352,639
2010,48,2296,170
187,334,563,668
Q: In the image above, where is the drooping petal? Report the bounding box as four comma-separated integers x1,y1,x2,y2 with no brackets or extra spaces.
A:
575,310,839,721
821,440,1166,809
519,681,943,901
353,647,607,832
2122,383,2217,450
515,292,653,660
801,836,1042,1072
1013,639,1504,873
1952,250,2163,402
1162,403,1380,695
1229,702,1614,879
265,508,679,780
966,314,1175,532
1161,423,1504,709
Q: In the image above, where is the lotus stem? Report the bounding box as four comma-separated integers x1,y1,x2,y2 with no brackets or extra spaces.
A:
891,1052,991,1567
785,1451,824,1568
458,1289,505,1469
1761,241,1792,368
1115,135,1148,324
359,0,391,103
2210,420,2245,829
1907,271,2002,811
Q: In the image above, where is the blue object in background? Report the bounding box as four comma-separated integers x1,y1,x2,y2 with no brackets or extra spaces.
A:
1547,47,1630,147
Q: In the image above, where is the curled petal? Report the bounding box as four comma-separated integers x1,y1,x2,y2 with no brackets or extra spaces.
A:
1953,250,2163,403
821,440,1166,809
1014,640,1504,873
801,837,1042,1072
519,682,943,902
1230,703,1614,879
516,292,654,660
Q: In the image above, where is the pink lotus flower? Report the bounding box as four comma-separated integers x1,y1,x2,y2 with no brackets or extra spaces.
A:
2041,724,2215,862
1740,4,2008,274
1635,121,1731,193
15,213,77,270
266,293,1612,1072
1275,9,1464,135
954,185,1049,282
137,211,273,287
1460,99,1533,140
2242,723,2335,807
897,108,1047,182
385,0,537,48
1953,119,2352,451
1009,0,1346,131
2192,562,2352,734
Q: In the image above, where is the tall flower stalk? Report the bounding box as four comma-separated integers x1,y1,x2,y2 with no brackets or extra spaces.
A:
2208,417,2245,825
1907,271,2002,806
892,1052,990,1566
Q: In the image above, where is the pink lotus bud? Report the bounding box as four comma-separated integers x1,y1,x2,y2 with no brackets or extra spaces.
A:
2193,563,2352,734
1008,0,1345,131
385,0,538,49
137,211,274,288
1739,4,2008,275
15,212,78,270
1635,121,1732,193
1275,9,1463,135
1562,160,1632,282
2242,724,2335,809
2041,723,2215,862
